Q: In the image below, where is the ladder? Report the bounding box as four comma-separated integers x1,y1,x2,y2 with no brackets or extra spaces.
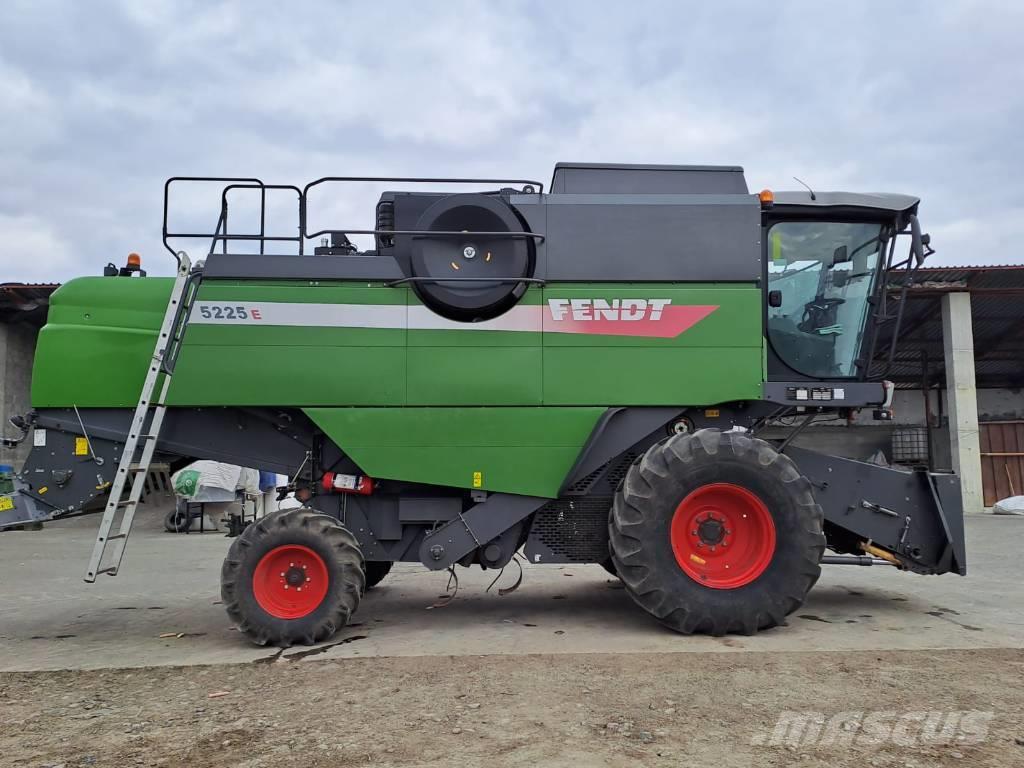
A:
85,253,198,582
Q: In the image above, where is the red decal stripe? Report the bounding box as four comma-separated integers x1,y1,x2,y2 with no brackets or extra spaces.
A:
544,305,719,338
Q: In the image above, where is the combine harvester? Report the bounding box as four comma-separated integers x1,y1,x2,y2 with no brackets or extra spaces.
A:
1,164,965,646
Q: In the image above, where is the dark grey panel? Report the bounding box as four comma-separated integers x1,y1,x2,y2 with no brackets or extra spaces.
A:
763,381,887,406
398,496,460,523
34,407,313,476
560,406,683,494
417,493,549,570
551,163,748,194
202,253,405,281
787,446,965,575
508,194,547,277
543,194,761,282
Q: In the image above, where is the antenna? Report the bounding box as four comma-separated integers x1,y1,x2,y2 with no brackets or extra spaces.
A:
793,176,816,201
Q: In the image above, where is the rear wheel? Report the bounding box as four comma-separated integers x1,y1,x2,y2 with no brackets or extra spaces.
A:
220,507,365,647
609,429,824,635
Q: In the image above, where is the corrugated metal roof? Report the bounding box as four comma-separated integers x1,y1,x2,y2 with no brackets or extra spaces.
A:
888,264,1024,290
0,283,60,324
877,265,1024,387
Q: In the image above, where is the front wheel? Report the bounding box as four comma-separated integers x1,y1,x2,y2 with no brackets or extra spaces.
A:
609,429,824,635
220,507,365,647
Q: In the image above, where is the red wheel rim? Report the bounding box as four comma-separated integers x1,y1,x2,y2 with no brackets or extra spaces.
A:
670,483,776,589
252,544,329,619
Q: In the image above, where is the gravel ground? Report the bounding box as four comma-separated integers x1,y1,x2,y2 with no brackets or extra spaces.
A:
3,648,1023,768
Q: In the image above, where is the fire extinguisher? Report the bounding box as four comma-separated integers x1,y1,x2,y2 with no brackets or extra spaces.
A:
321,472,374,495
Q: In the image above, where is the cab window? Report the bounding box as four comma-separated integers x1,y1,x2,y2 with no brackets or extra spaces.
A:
767,221,883,378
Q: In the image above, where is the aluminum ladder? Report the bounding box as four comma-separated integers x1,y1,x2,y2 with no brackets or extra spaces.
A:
84,253,197,582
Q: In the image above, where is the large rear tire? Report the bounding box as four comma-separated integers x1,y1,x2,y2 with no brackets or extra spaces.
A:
609,429,824,635
221,507,365,647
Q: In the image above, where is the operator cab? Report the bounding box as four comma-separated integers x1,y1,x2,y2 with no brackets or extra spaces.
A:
762,191,925,384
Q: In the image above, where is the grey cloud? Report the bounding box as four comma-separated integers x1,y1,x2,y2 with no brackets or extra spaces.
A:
1,0,1021,281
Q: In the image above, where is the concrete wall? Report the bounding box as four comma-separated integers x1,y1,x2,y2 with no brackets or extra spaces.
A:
0,322,39,471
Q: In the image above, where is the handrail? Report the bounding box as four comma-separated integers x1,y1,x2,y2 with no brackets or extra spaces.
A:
163,176,264,264
162,175,545,264
219,183,303,255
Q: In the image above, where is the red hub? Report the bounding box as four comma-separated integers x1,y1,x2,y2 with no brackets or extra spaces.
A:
670,483,776,589
252,544,329,619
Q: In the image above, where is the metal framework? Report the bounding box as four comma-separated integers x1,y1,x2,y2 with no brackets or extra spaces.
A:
162,176,547,264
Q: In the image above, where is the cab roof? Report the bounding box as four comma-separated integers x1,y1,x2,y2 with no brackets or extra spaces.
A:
773,191,920,227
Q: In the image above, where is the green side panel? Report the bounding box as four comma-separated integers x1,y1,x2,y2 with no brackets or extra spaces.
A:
541,283,763,405
406,347,542,405
304,406,604,498
545,348,760,404
169,345,408,406
166,282,408,406
405,287,543,405
31,277,173,408
31,278,763,411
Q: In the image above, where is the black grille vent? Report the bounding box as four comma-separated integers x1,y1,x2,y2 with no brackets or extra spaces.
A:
605,451,639,488
531,497,612,562
564,451,639,495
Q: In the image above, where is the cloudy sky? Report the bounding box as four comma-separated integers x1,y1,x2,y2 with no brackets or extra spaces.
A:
2,0,1021,282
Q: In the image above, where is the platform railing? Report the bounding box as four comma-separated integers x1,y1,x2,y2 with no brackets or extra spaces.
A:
162,175,546,264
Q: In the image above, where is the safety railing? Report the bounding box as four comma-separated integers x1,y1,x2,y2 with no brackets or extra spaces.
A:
162,175,546,266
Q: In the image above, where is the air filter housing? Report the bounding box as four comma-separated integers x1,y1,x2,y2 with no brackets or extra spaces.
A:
378,191,534,321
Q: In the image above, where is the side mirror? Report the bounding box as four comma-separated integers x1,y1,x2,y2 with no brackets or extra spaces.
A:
833,245,849,263
910,215,927,266
768,290,783,307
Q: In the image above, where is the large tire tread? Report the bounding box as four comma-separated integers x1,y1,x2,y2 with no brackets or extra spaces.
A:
609,429,825,636
220,507,364,647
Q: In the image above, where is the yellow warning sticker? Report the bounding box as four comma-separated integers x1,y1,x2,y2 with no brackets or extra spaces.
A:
689,553,707,565
74,436,89,456
472,471,483,488
704,409,720,418
0,496,13,512
38,486,48,495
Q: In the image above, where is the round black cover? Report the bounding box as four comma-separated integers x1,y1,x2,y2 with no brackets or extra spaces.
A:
411,194,532,321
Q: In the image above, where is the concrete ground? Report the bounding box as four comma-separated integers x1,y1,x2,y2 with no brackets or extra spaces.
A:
1,503,1021,672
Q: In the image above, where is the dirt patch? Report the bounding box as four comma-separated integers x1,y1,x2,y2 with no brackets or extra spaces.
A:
2,648,1023,767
